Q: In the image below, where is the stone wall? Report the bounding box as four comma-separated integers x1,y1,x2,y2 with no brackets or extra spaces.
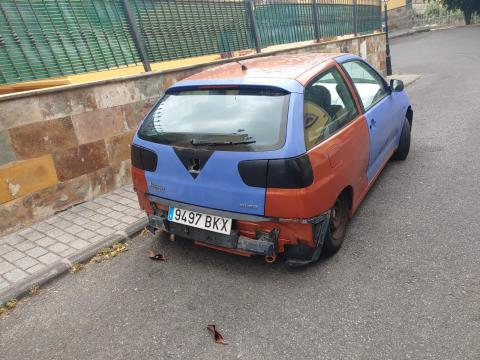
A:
0,33,386,235
387,5,414,31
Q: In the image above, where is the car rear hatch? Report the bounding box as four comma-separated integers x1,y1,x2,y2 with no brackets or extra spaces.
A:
132,84,304,217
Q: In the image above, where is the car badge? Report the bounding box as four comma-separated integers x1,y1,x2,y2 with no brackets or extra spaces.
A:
187,158,200,176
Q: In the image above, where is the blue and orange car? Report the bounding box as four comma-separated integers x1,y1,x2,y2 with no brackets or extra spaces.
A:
131,53,412,266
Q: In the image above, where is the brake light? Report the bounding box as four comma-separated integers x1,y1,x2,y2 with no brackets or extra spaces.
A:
238,160,268,187
131,144,158,172
238,154,313,189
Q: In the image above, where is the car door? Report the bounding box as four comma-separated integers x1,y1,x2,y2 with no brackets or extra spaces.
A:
341,60,399,182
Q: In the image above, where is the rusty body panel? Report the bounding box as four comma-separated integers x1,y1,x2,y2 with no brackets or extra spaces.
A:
235,220,313,253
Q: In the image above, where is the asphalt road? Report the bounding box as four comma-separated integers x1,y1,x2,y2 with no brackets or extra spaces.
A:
1,26,479,360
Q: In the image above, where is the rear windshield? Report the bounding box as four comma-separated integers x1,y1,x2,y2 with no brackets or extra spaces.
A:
138,88,290,151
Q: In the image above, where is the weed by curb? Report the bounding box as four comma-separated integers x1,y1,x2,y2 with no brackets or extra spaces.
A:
69,263,85,274
90,243,128,264
0,298,17,318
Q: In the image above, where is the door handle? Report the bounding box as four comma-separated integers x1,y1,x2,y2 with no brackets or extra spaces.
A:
369,118,376,129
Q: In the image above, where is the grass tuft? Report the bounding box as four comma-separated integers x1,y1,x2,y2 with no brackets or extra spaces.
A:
90,243,128,264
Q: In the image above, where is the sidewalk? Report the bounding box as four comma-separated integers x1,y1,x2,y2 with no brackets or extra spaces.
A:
0,186,147,304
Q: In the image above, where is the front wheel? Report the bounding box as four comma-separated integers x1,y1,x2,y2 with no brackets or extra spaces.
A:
393,118,411,161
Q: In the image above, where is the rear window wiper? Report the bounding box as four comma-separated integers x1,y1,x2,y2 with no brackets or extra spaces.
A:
191,139,256,146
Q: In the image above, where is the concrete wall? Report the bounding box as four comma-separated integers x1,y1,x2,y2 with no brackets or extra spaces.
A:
0,33,386,235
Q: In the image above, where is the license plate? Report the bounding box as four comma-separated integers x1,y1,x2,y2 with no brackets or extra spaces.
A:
167,207,232,235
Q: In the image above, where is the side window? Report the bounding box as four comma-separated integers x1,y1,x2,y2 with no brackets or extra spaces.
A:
342,61,389,110
304,67,358,150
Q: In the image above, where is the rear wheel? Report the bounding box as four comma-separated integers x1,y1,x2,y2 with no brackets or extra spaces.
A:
284,193,349,265
393,117,411,161
322,194,349,256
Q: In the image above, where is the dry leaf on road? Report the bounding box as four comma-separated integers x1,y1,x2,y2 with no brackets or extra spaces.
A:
207,324,228,345
148,250,166,261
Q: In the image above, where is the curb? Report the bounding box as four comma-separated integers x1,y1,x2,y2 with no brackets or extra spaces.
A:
386,74,421,88
390,28,431,39
0,217,148,306
391,23,480,40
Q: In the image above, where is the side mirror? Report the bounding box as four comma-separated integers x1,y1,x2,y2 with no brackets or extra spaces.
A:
390,79,404,92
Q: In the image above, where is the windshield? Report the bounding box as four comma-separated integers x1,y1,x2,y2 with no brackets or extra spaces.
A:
138,88,290,151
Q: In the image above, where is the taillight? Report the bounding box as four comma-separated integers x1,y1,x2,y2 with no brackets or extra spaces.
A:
131,144,158,172
238,154,313,189
238,159,268,188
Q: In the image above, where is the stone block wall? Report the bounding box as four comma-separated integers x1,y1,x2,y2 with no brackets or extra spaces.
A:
0,33,385,235
281,33,387,75
0,78,165,235
387,5,414,31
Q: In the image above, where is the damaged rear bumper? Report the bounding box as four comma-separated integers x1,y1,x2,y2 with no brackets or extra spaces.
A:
143,194,325,262
147,213,278,257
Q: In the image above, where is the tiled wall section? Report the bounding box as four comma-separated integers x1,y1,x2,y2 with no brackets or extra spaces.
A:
0,33,386,235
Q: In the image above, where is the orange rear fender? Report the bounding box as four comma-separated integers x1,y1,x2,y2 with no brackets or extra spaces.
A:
265,115,370,219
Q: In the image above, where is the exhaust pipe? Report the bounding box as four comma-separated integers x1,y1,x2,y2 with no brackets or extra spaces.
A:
265,254,277,263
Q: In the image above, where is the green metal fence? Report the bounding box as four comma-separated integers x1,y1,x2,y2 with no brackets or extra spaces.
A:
254,0,379,47
255,1,315,47
0,0,140,85
356,3,381,34
130,0,253,62
0,0,382,85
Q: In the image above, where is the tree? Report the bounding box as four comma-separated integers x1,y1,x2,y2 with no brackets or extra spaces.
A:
441,0,480,25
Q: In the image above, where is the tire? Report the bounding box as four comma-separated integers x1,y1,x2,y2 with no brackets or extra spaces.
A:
284,193,349,264
322,193,349,256
393,118,411,161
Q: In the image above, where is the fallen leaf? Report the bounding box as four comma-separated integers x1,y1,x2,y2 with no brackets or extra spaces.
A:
69,263,84,274
90,255,102,264
148,250,166,261
207,324,228,345
29,285,40,296
112,243,127,253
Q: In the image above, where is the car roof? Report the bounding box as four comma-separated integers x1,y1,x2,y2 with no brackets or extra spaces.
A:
184,53,343,84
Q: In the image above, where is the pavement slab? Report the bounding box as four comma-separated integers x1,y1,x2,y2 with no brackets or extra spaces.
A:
0,185,147,304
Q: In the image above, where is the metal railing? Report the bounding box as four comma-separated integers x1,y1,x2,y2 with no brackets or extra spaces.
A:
0,0,140,85
0,0,382,85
